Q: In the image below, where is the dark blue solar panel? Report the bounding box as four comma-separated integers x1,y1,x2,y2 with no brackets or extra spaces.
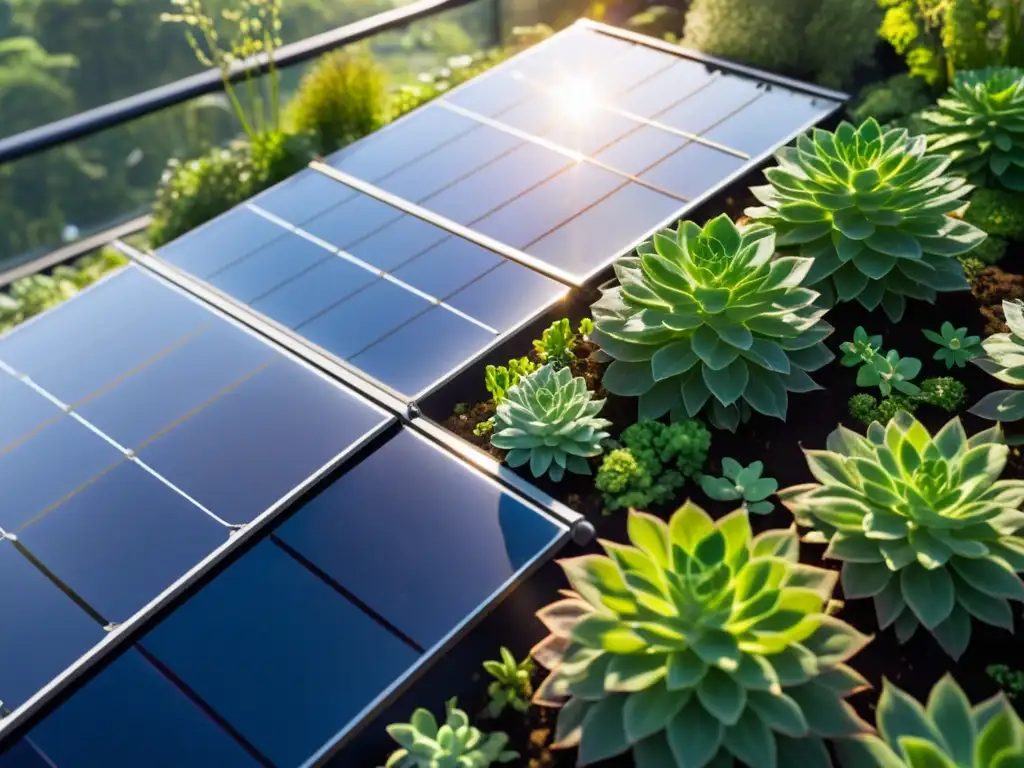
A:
0,265,390,712
158,207,287,279
613,58,717,118
0,741,48,768
326,104,475,180
141,540,420,768
390,236,503,299
302,192,403,250
207,233,331,303
594,124,688,175
26,649,260,767
702,87,836,155
654,75,763,135
343,213,450,271
0,541,102,709
527,182,683,279
640,142,747,199
19,460,227,622
445,260,568,332
277,429,562,648
250,254,377,328
250,167,358,224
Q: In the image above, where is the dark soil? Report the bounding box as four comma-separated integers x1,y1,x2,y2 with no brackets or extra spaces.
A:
365,175,1024,766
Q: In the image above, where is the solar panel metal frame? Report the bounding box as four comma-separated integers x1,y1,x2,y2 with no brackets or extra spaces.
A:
0,264,400,748
129,21,846,413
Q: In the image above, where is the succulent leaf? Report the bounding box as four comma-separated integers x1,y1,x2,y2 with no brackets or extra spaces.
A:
835,675,1024,768
780,413,1024,658
972,299,1024,422
532,503,871,766
924,68,1024,193
748,119,981,322
384,698,518,767
592,215,833,431
491,364,611,482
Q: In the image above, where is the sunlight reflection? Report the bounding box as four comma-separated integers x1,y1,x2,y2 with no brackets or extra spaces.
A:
552,78,599,122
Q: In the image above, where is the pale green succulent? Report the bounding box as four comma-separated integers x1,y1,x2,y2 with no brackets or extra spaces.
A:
384,698,518,767
699,458,778,515
490,364,611,481
924,67,1024,192
779,412,1024,659
746,118,982,322
590,214,834,432
530,502,873,768
836,675,1024,768
971,299,1024,422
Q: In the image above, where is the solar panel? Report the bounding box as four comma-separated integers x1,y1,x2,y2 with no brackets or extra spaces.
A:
7,428,570,767
0,265,392,714
140,21,841,404
149,169,568,400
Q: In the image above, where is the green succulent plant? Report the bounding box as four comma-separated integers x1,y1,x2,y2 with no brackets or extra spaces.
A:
482,647,534,719
924,67,1024,192
531,502,873,768
835,675,1024,768
779,411,1024,659
848,393,920,427
484,357,537,406
857,350,923,397
699,458,779,514
971,299,1024,421
920,376,967,412
840,326,884,367
534,318,577,367
923,321,982,368
490,364,611,482
746,118,982,322
578,317,595,339
591,214,834,432
384,698,518,767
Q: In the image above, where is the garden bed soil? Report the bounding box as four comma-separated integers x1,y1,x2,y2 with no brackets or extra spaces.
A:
414,244,1024,765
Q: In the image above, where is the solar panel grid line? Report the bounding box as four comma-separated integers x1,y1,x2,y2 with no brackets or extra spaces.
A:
501,66,751,160
434,99,691,203
294,429,573,768
243,202,501,337
6,537,110,626
131,645,277,768
0,264,396,745
310,161,579,287
0,358,237,530
578,19,849,103
117,242,420,410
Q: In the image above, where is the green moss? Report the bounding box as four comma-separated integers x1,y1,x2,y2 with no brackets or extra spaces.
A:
965,188,1024,242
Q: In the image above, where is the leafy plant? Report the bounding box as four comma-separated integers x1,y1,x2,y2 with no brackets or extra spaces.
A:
490,364,611,482
484,357,537,406
836,675,1024,767
531,503,872,767
285,47,388,155
682,0,880,89
965,187,1024,241
779,411,1024,659
482,648,534,719
699,458,779,514
920,376,968,411
473,419,494,437
849,73,936,126
148,131,313,247
925,67,1024,192
923,321,982,367
988,663,1024,699
840,327,885,367
857,350,923,397
578,317,594,339
591,215,833,432
848,392,920,426
384,698,518,767
533,318,577,367
595,420,711,513
161,0,284,139
972,299,1024,421
747,118,982,322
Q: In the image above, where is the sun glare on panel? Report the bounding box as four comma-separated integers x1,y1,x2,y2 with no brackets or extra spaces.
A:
552,78,599,122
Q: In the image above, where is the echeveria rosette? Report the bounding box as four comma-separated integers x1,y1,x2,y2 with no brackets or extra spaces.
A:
746,118,982,323
835,675,1024,768
590,215,834,432
530,502,873,768
924,67,1024,192
971,299,1024,422
384,698,518,767
778,411,1024,660
491,364,611,482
